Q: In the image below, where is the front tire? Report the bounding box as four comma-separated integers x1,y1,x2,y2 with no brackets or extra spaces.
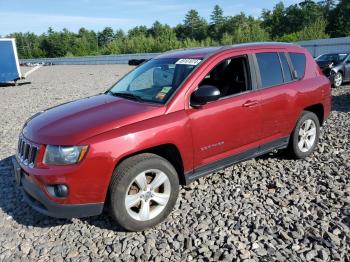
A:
287,111,320,159
109,153,179,231
333,72,343,88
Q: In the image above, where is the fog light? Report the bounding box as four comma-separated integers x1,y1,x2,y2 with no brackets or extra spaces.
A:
47,184,69,198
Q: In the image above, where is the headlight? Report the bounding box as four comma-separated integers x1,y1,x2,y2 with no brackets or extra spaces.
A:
43,145,88,165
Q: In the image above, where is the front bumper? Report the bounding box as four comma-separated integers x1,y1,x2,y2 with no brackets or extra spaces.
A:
321,68,336,83
12,157,103,219
328,73,336,84
321,67,331,77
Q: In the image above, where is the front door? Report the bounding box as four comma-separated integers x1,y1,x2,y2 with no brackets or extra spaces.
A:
187,55,262,169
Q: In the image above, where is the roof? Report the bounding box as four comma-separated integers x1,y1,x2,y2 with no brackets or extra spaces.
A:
156,42,300,59
156,47,222,59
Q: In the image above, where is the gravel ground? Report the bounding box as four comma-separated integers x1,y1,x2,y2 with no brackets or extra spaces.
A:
0,65,349,261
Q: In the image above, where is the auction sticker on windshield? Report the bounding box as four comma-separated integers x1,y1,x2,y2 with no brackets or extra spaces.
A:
155,86,172,101
175,59,202,66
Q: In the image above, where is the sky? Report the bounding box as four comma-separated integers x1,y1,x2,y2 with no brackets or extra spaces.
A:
0,0,301,35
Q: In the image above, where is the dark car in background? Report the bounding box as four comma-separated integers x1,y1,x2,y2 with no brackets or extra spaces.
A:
315,53,350,87
128,59,148,66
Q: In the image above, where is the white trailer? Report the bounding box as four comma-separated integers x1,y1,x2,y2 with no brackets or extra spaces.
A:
0,38,22,84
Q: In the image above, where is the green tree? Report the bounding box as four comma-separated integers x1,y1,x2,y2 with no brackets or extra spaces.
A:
149,21,172,38
128,26,148,37
210,5,226,40
293,0,324,30
40,28,70,57
261,2,286,38
183,9,208,40
97,27,115,47
9,32,45,58
115,29,125,39
71,28,99,56
278,18,329,42
174,24,187,40
211,5,225,25
327,0,350,37
319,0,337,17
262,1,325,39
221,14,270,44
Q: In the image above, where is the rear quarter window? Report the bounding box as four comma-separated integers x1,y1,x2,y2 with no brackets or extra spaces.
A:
289,53,306,79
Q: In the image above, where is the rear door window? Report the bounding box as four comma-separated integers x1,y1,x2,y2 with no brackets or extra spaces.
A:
289,53,306,79
256,52,284,88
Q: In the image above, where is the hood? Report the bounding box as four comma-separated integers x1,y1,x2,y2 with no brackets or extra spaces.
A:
23,94,164,145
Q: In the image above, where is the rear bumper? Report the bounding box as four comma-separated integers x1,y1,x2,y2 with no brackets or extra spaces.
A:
12,157,103,219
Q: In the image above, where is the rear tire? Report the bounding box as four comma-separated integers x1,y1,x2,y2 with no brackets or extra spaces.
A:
286,111,320,159
109,153,179,231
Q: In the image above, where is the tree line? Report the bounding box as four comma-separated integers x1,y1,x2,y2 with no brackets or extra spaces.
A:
5,0,350,59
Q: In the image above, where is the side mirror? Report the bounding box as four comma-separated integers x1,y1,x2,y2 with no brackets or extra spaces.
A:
190,85,221,108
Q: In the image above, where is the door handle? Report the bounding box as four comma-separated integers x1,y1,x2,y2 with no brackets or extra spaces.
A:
242,100,259,107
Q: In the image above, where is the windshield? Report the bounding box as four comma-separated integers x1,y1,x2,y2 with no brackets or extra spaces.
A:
108,58,202,104
316,53,348,62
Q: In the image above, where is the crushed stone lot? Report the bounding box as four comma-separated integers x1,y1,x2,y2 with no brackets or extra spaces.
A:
0,65,349,261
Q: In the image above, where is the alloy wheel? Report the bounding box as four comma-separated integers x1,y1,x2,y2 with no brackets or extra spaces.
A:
125,169,171,221
298,119,317,153
334,73,342,87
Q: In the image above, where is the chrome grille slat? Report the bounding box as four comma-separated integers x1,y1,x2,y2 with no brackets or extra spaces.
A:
21,141,25,157
30,147,37,164
17,136,39,168
27,145,32,164
20,140,25,157
23,144,29,160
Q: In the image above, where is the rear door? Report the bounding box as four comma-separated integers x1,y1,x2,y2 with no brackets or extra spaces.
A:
253,51,296,145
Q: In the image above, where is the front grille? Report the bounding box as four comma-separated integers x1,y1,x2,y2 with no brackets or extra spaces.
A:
17,136,39,168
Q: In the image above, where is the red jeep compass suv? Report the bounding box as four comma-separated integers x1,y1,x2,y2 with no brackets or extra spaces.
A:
13,43,331,231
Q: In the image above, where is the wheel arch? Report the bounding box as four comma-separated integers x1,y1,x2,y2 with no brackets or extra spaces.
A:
303,103,325,125
114,144,186,185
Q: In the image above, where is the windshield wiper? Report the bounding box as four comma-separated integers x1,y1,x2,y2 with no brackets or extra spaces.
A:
109,91,144,102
